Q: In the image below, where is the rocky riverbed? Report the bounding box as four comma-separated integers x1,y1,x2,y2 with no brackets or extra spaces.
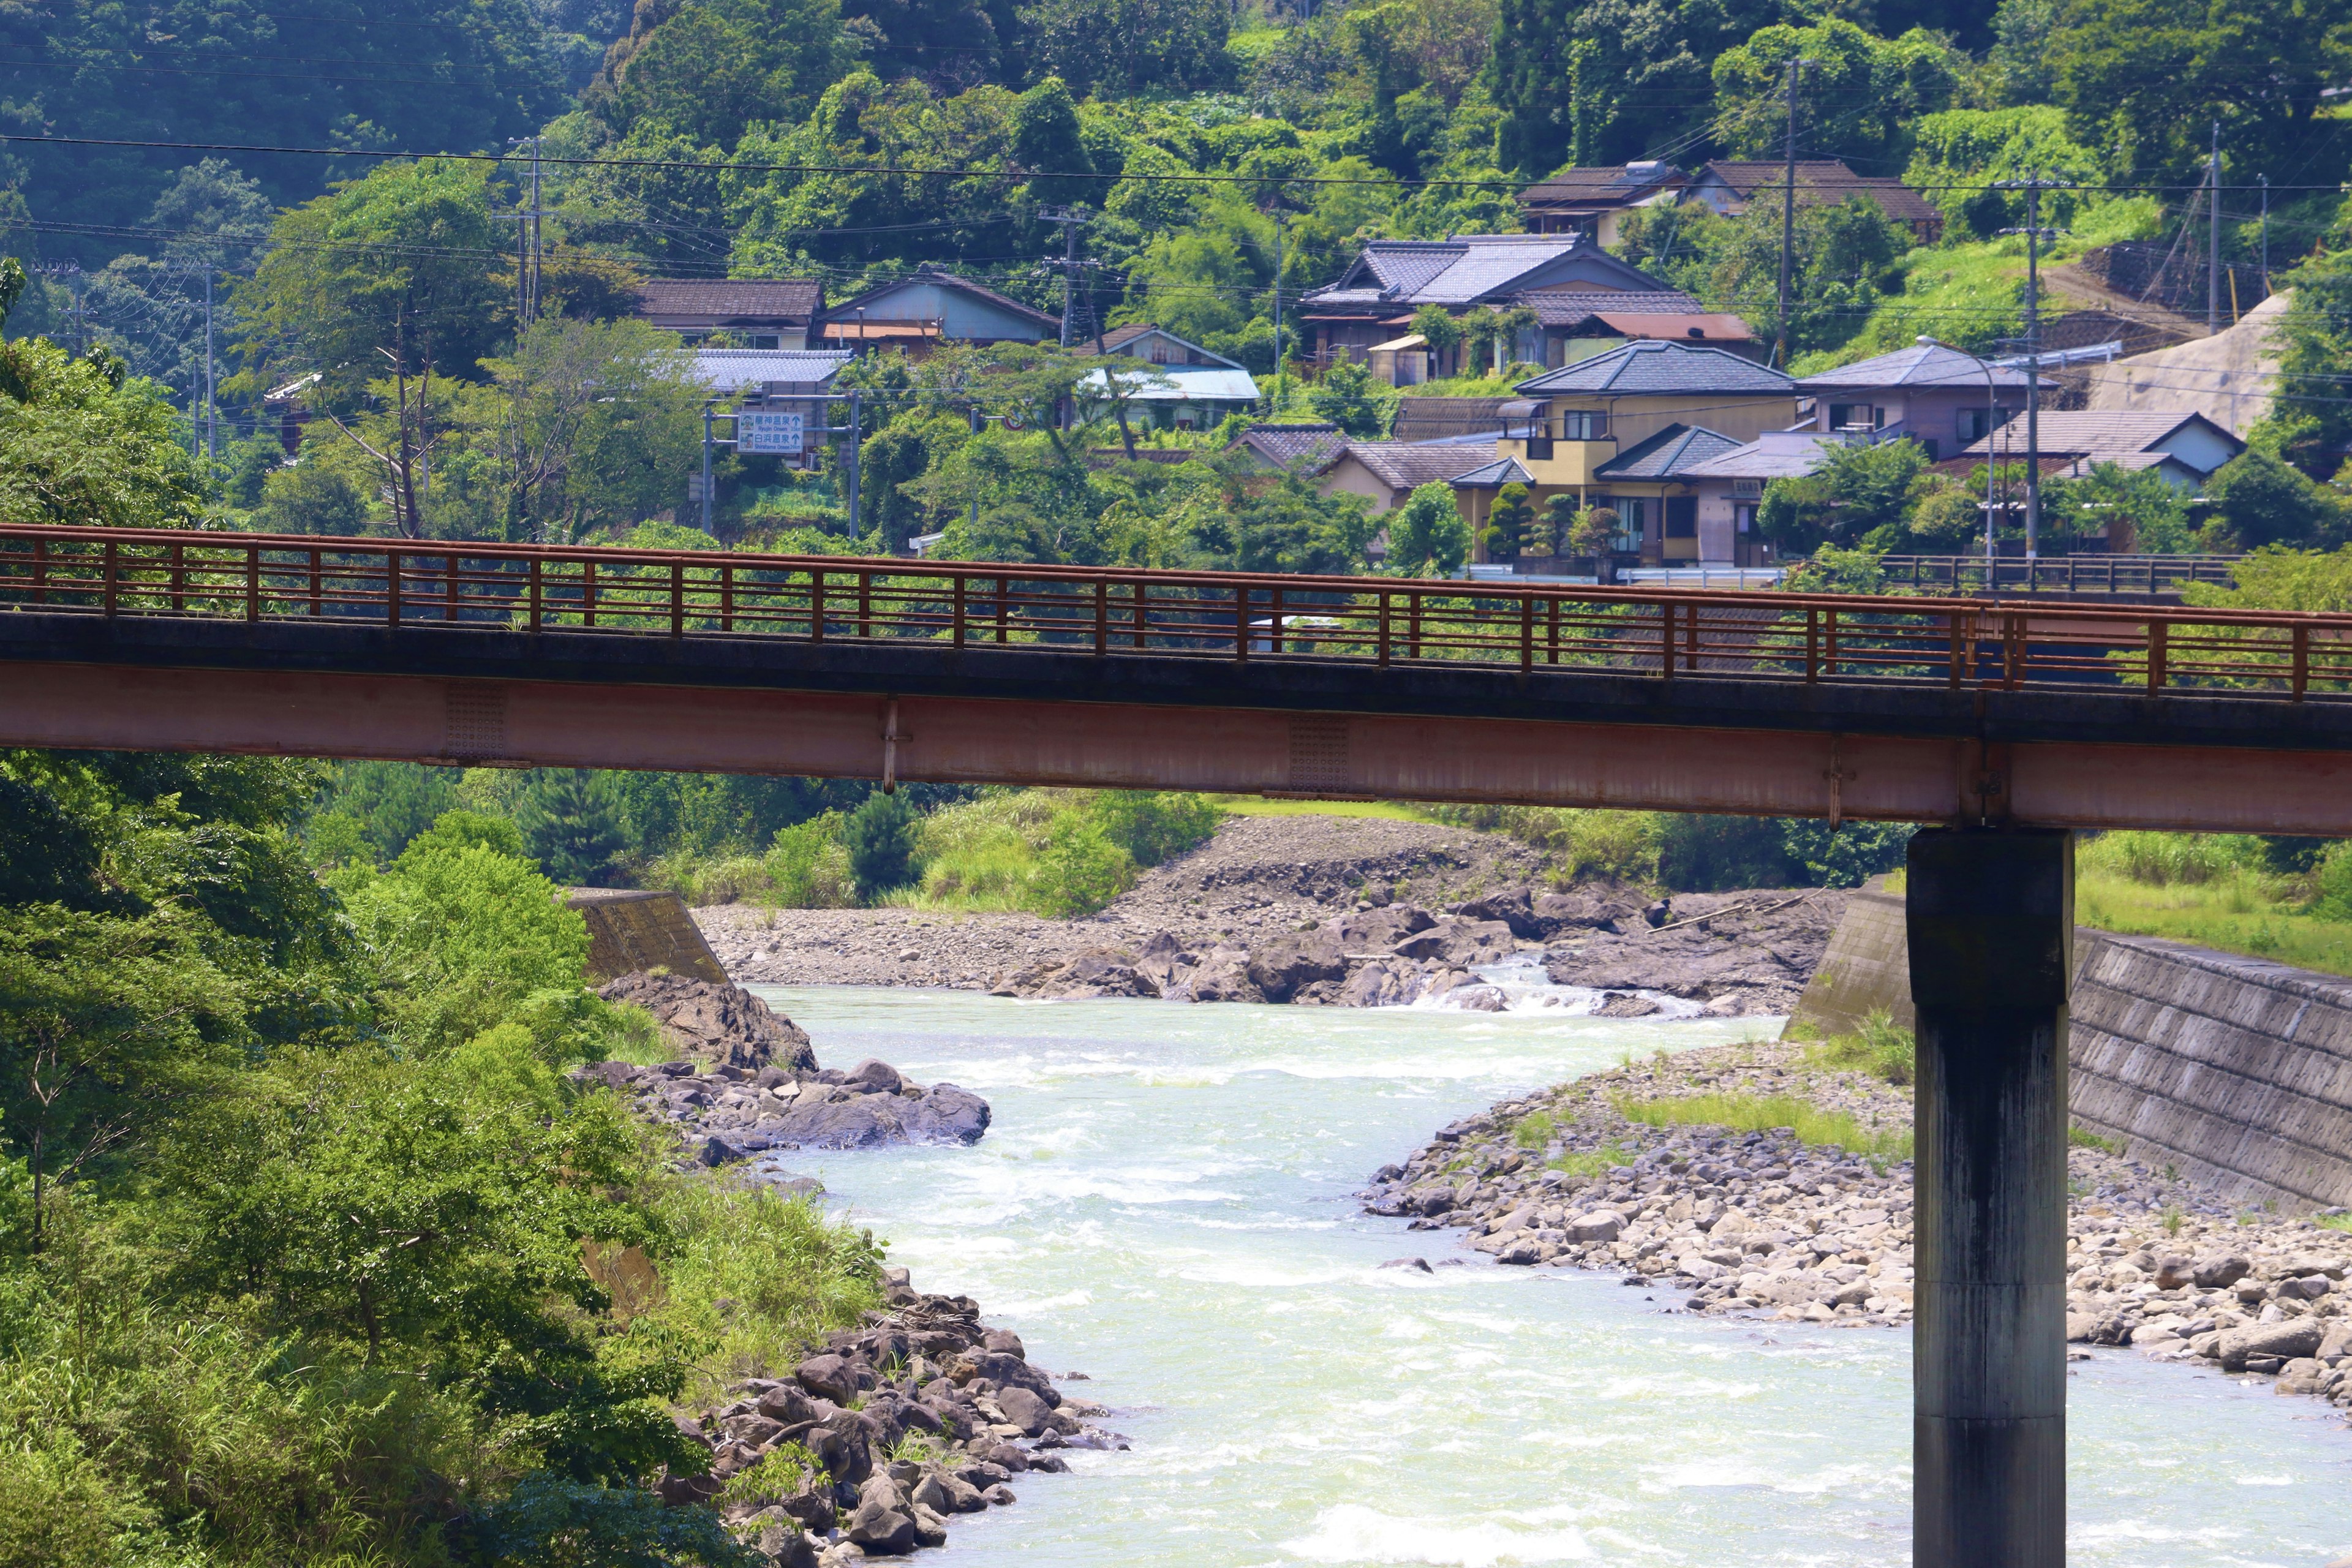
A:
696,817,1845,1016
582,973,990,1161
664,1270,1123,1566
1365,1038,2352,1417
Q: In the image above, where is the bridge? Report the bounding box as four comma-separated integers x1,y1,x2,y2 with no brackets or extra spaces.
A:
8,521,2352,1568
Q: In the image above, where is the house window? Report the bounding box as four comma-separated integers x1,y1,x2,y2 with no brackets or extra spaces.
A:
1829,403,1883,432
748,334,782,350
1732,478,1762,497
1733,502,1758,535
1605,497,1645,552
1560,410,1609,440
1958,407,1999,443
1149,344,1169,364
1665,497,1698,538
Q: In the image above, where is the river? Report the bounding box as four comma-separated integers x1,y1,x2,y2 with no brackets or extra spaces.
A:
745,984,2352,1568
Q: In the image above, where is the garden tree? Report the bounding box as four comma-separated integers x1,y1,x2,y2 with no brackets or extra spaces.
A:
2048,0,2352,184
522,768,631,886
589,0,858,146
0,0,567,261
0,264,205,531
1903,482,1986,551
1485,481,1533,560
1384,480,1472,576
236,161,507,537
1568,504,1616,559
2045,460,2195,551
1461,304,1537,375
1755,437,1930,552
1016,0,1231,97
1180,462,1378,574
1307,358,1388,437
1409,303,1464,372
845,788,921,897
1539,493,1581,556
2203,451,2348,551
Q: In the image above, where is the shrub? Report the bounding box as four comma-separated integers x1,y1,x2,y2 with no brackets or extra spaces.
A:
1028,813,1137,917
766,812,855,908
2316,842,2352,919
2079,831,2266,886
467,1472,760,1567
843,790,920,901
1088,791,1219,867
1812,1009,1916,1085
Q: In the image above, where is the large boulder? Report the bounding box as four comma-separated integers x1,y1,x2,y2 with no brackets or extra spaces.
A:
2216,1319,2328,1372
598,972,816,1072
1327,905,1436,951
1448,888,1541,938
769,1081,990,1149
1392,918,1516,967
1247,927,1348,1002
990,947,1159,1000
1168,946,1264,1004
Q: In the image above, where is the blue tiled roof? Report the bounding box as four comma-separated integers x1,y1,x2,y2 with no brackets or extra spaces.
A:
1449,456,1534,488
1593,424,1747,479
1515,339,1796,396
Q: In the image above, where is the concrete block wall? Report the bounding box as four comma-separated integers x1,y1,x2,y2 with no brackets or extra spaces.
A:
1788,889,2352,1213
567,888,731,986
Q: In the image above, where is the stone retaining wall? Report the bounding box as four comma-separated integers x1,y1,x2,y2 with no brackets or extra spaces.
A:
567,888,729,985
1789,888,2352,1213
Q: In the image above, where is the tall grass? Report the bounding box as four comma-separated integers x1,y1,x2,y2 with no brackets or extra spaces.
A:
1614,1092,1914,1163
1808,1009,1916,1085
1420,804,1660,884
2072,830,2352,979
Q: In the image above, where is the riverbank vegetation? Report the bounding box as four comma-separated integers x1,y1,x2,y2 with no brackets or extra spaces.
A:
2073,831,2352,978
0,750,880,1567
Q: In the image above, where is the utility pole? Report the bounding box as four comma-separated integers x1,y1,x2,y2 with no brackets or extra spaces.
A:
699,402,715,533
2259,174,2271,290
202,264,216,461
1272,207,1287,409
843,389,862,540
507,136,546,329
1776,58,1814,370
2207,123,2222,336
1998,176,2069,563
1038,205,1091,349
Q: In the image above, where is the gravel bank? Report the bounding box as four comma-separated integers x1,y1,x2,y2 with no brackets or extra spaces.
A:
1365,1038,2352,1415
697,817,1843,1016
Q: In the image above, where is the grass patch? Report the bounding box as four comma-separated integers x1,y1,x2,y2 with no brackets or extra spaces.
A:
1551,1139,1635,1176
1614,1091,1913,1163
2068,1125,2125,1155
2075,868,2352,978
1210,794,1431,821
1806,1009,1915,1085
2320,1212,2352,1234
1512,1109,1558,1149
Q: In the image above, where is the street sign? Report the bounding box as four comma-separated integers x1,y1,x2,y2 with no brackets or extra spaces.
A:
737,410,806,454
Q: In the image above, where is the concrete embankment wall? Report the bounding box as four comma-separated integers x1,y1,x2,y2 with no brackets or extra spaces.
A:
1789,888,2352,1213
567,888,729,985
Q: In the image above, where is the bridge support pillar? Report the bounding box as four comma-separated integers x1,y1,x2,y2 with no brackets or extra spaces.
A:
1905,827,2071,1568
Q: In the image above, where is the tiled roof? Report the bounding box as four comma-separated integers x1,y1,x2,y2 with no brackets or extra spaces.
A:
1515,339,1796,396
825,266,1059,332
1515,289,1706,324
1956,411,2242,459
1097,323,1157,352
1082,366,1259,401
690,349,853,393
1339,442,1507,491
638,278,822,322
1594,424,1748,480
1580,312,1757,343
1800,342,2048,391
1303,234,1667,311
1676,431,1845,480
1695,161,1941,228
1520,162,1683,209
1450,456,1535,488
1238,423,1348,470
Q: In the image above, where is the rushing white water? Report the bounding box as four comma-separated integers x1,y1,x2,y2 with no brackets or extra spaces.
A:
744,985,2352,1567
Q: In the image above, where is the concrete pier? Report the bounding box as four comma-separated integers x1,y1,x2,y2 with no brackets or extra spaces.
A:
1907,829,2073,1568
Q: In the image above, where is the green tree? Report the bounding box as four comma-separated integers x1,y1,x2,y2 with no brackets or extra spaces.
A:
2046,461,2195,552
1385,481,1471,576
2049,0,2352,184
1011,77,1092,206
523,770,630,887
1758,438,1930,552
844,789,921,899
1409,304,1464,371
1485,481,1532,562
1491,1,1612,176
1307,358,1388,437
2204,451,2346,551
1713,20,1963,168
1016,0,1231,97
1027,812,1136,916
593,0,857,147
2267,249,2352,475
256,458,372,536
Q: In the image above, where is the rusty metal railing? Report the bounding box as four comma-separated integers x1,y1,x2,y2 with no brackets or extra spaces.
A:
3,525,2348,699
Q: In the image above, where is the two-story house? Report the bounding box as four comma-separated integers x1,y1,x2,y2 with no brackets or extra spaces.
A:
1796,342,2053,460
1449,340,1802,564
1518,160,1689,243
